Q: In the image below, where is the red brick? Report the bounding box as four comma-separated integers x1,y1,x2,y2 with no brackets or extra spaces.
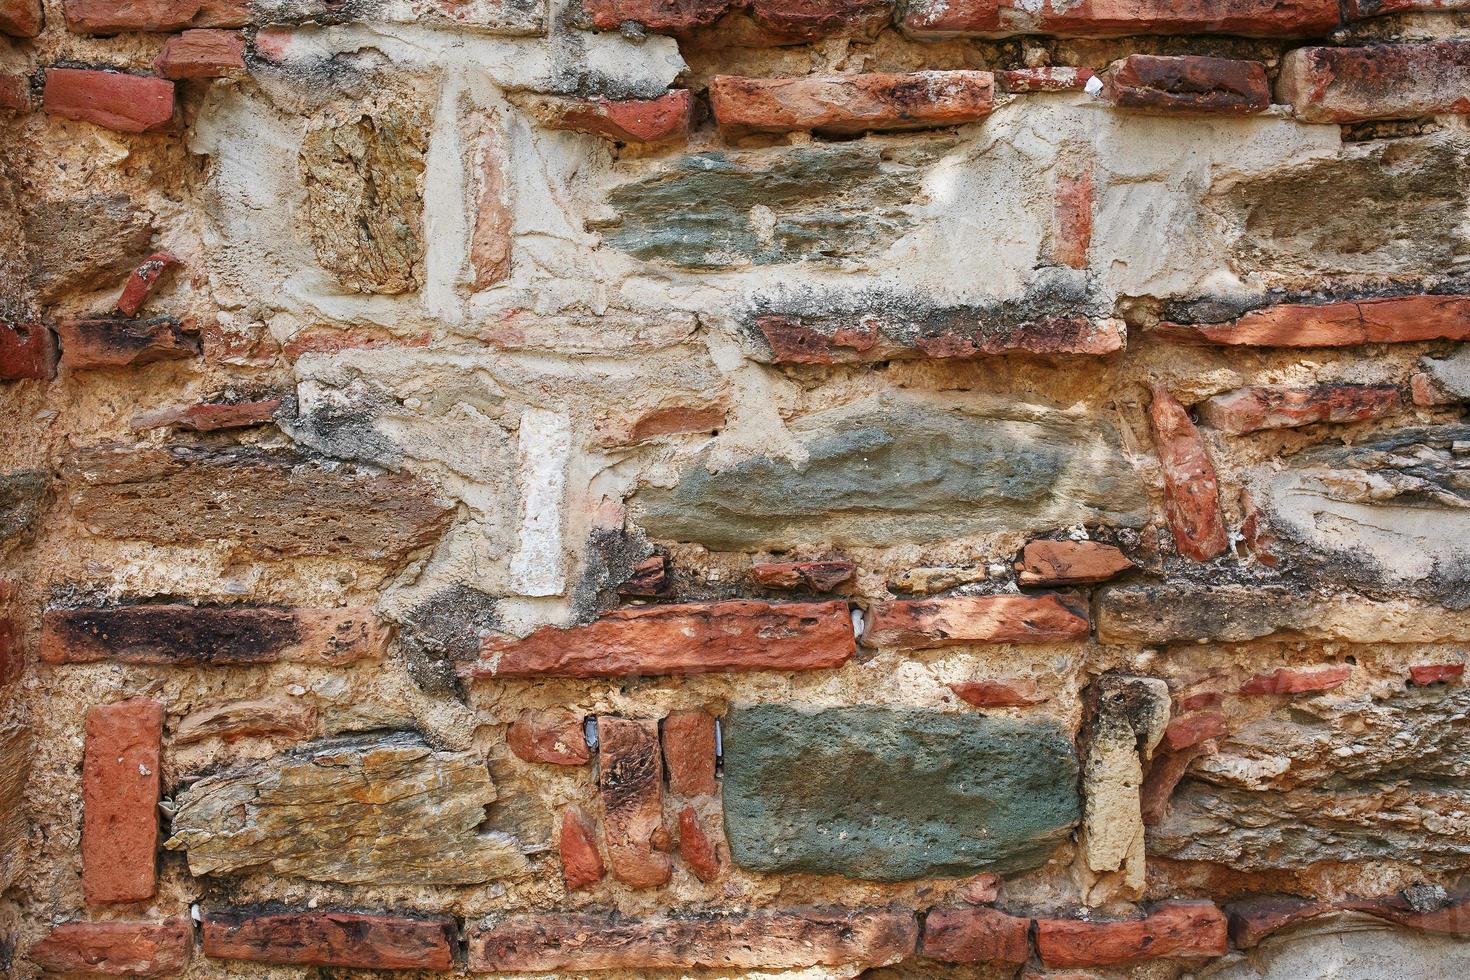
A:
1342,888,1470,935
756,311,1124,362
64,0,204,31
1159,294,1470,347
1016,540,1132,586
1346,0,1468,16
598,717,672,889
662,709,717,796
0,72,30,112
1036,902,1227,968
29,919,192,977
748,0,893,39
618,554,669,596
280,325,431,359
507,708,590,765
1280,41,1470,123
467,908,918,972
538,90,691,143
581,0,727,31
902,0,1337,39
620,404,727,444
83,699,163,904
465,600,855,679
1051,165,1092,269
678,806,721,882
1410,662,1465,685
201,910,456,970
923,906,1032,964
43,69,175,134
710,71,994,137
42,605,387,666
115,251,180,316
1238,664,1351,696
864,594,1089,650
1162,711,1228,751
751,559,856,592
131,398,281,432
58,317,199,370
1149,386,1228,562
950,679,1044,708
1140,745,1207,826
0,0,41,36
560,805,605,891
1177,690,1223,712
956,873,1001,904
1226,896,1328,948
155,29,246,79
1003,66,1094,92
1200,384,1399,434
1,322,57,381
1411,372,1457,407
1102,55,1269,115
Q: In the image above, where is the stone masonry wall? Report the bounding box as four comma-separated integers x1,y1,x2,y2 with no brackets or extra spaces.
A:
4,0,1470,976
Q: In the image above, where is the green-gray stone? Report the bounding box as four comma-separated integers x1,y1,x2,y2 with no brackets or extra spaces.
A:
633,396,1145,550
595,139,951,269
721,705,1081,882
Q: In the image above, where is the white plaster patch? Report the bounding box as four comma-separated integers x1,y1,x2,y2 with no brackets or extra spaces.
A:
509,408,572,596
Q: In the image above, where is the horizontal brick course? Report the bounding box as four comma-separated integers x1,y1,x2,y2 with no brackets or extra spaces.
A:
710,71,994,136
863,594,1090,649
1036,902,1228,967
201,910,457,969
1280,41,1470,123
29,919,192,977
42,69,174,134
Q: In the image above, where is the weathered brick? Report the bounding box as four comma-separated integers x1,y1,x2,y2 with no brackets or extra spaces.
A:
1140,743,1208,826
65,0,202,31
1342,887,1470,935
1199,383,1399,434
1036,902,1227,968
1003,66,1094,92
580,0,727,32
955,873,1001,904
678,806,721,882
0,723,29,890
1226,896,1327,948
42,605,387,666
1347,0,1470,15
1410,662,1465,685
0,0,41,35
559,805,605,890
173,697,319,744
201,910,456,970
597,717,671,889
466,600,855,679
662,709,717,796
608,404,727,445
470,127,511,290
42,69,175,134
66,443,455,562
1162,711,1228,751
1280,41,1470,123
83,699,163,904
114,252,180,316
756,310,1125,362
710,71,994,136
131,398,281,432
155,29,247,80
618,554,669,596
0,72,30,112
1149,386,1228,562
531,90,691,143
1,322,56,381
467,908,918,972
1238,664,1351,695
1101,55,1269,115
750,559,855,591
862,594,1089,650
901,0,1338,39
1016,540,1132,586
748,0,893,39
950,678,1044,707
922,906,1031,964
29,919,192,977
506,708,590,765
1051,165,1092,269
58,317,199,370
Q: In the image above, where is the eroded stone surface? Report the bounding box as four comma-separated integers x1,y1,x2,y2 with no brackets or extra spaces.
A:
166,732,526,884
722,705,1079,880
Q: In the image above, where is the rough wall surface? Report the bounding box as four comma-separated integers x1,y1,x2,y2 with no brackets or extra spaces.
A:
4,0,1470,975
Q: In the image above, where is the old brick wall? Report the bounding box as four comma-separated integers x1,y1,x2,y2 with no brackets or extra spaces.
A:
4,0,1470,975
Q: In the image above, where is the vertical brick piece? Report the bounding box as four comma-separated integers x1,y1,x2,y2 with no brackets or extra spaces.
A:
83,698,163,904
1148,386,1228,561
678,806,721,882
560,805,605,891
115,252,180,316
1,322,57,381
1052,165,1092,269
662,710,718,797
597,717,672,889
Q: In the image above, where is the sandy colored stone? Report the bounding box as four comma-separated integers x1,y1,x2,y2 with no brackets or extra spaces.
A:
300,109,426,295
468,600,855,679
165,732,526,884
24,193,154,303
863,594,1089,650
42,605,387,666
83,699,163,905
597,717,671,889
174,697,319,744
